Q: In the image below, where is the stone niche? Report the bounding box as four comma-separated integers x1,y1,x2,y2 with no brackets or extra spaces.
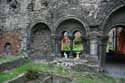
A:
0,32,20,56
30,23,51,56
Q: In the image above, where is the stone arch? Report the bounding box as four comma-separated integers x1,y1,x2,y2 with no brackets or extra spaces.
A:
55,17,90,58
105,24,125,35
100,5,125,69
103,25,125,65
28,22,51,56
4,42,11,48
71,29,84,37
27,20,51,36
102,5,125,35
55,16,90,36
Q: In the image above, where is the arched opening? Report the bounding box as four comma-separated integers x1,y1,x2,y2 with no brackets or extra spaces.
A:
30,23,51,56
106,26,125,63
4,43,12,56
102,6,125,77
104,26,125,77
56,18,88,58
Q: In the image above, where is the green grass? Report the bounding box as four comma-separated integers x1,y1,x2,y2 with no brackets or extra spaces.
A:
0,62,125,83
0,63,29,83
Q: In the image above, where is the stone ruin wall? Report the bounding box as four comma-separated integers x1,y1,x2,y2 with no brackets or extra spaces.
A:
0,0,124,56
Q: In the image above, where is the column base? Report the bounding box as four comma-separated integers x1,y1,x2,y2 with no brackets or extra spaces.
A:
88,55,99,64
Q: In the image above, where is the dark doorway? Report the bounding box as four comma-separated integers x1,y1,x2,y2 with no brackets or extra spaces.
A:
106,26,125,63
4,43,12,56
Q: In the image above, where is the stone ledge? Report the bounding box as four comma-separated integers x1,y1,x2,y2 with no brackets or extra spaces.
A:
40,75,72,83
3,73,26,83
0,56,28,72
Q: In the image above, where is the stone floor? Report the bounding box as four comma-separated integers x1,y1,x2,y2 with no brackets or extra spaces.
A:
104,63,125,78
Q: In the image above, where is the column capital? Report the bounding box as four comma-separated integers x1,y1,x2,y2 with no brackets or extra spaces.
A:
51,33,56,37
88,31,103,39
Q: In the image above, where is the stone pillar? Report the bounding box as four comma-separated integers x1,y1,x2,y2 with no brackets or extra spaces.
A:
55,36,62,57
80,37,88,59
26,36,30,55
82,37,89,54
88,36,99,63
90,36,98,56
86,38,90,55
19,29,28,56
69,36,73,58
98,36,108,71
50,33,56,56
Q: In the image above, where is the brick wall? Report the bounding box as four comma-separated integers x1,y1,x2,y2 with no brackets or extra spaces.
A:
0,32,20,56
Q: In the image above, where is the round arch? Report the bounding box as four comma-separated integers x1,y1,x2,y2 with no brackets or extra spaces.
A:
55,16,90,36
27,22,52,56
55,17,90,58
101,4,125,35
105,24,125,35
26,20,51,37
71,29,84,37
100,5,125,69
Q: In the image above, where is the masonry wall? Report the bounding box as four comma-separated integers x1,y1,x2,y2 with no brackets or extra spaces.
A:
0,0,125,56
0,32,19,56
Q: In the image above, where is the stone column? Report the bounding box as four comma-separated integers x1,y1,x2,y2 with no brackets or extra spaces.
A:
86,37,90,55
88,36,99,63
69,36,74,58
20,29,28,56
50,33,56,56
26,35,31,55
90,36,98,56
55,35,62,57
80,37,87,59
98,36,108,71
82,37,89,54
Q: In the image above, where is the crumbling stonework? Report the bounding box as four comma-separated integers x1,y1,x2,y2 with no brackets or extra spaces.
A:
0,0,125,69
30,23,51,56
0,32,19,56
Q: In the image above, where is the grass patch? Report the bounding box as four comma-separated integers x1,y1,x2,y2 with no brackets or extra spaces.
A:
0,63,29,83
0,62,125,83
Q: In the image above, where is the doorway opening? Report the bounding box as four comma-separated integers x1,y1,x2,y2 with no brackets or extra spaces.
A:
106,26,125,63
